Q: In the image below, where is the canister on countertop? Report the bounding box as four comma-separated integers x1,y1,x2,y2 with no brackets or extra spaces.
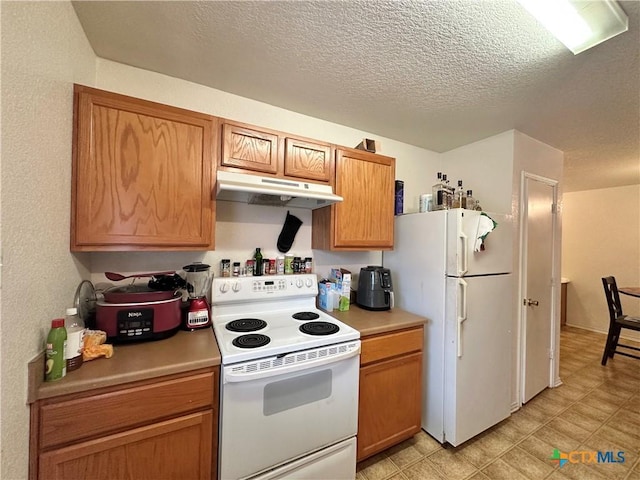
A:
284,254,294,274
304,257,313,273
269,259,276,275
245,259,254,276
232,262,240,277
221,259,231,277
276,256,285,275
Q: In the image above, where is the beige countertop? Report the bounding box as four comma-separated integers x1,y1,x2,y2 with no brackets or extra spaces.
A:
28,328,220,403
327,305,428,337
28,306,426,403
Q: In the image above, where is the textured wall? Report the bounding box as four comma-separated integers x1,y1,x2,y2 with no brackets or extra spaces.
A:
0,2,95,478
562,185,640,341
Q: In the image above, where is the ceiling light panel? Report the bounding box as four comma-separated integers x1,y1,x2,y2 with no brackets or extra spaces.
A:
517,0,629,54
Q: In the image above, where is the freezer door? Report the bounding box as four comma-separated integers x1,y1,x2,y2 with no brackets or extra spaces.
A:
443,274,512,446
446,210,513,277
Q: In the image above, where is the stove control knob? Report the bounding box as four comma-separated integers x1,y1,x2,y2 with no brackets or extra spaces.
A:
219,282,229,294
305,278,313,288
296,278,303,288
232,282,241,293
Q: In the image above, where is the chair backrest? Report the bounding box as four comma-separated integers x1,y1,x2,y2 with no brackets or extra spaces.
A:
602,276,624,321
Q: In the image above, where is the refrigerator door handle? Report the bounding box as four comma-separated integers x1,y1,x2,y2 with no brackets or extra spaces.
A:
457,278,468,358
457,214,468,276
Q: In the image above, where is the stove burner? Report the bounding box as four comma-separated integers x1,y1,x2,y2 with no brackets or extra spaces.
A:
226,318,267,332
232,334,271,349
292,311,320,321
299,321,339,336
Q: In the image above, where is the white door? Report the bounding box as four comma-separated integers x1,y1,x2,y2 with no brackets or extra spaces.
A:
520,174,557,403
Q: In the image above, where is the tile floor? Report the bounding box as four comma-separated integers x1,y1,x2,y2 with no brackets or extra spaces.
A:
356,326,640,480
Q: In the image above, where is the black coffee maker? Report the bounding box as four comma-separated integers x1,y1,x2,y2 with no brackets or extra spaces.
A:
356,266,394,311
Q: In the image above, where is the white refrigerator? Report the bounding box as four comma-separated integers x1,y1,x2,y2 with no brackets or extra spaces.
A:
383,209,513,446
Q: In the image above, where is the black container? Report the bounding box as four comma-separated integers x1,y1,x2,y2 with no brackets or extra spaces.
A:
394,180,404,216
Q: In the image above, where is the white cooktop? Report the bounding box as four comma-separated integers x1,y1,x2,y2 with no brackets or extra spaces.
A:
211,275,359,364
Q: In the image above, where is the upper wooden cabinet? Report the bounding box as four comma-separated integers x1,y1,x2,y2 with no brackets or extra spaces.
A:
312,148,395,250
221,122,279,174
220,120,334,184
71,85,217,251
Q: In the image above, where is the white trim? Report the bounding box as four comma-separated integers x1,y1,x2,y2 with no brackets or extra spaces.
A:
517,172,560,406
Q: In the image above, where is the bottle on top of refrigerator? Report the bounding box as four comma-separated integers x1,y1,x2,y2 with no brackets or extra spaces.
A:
64,307,85,372
452,180,464,208
442,174,454,209
465,190,475,210
432,172,446,210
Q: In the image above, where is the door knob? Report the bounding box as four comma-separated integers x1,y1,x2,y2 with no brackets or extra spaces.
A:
524,298,539,306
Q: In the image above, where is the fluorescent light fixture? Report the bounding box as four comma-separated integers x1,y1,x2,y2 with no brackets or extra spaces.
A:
517,0,629,54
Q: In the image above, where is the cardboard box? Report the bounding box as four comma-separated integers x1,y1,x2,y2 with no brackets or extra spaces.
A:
318,281,334,311
329,268,351,311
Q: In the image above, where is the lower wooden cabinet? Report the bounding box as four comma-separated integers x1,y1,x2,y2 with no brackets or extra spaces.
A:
30,368,218,480
39,412,212,480
357,327,423,462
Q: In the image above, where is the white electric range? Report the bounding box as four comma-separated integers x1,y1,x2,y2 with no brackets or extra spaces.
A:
211,274,361,480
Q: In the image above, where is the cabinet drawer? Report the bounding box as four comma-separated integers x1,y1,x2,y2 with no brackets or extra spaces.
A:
361,327,423,366
39,371,215,450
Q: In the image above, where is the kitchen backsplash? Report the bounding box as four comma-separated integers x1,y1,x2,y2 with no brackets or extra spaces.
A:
89,201,381,287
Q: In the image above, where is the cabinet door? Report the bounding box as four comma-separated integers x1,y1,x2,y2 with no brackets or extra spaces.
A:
72,85,215,251
39,411,213,480
357,352,422,462
333,149,395,249
284,137,333,183
221,122,279,174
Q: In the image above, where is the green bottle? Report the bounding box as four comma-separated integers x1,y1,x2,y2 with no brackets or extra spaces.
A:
45,318,67,382
254,248,263,276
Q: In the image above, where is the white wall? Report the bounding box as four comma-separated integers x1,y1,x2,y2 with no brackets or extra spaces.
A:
562,185,640,341
436,130,564,407
0,2,96,478
440,130,515,214
513,131,564,392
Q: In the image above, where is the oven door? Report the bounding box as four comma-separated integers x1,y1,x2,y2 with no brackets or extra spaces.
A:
219,341,360,480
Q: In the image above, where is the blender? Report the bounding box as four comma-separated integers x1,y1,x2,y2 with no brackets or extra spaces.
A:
183,262,213,330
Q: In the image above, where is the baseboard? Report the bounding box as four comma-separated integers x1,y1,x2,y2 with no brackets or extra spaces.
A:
565,322,640,342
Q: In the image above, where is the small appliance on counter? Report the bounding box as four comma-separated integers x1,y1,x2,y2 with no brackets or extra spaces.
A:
356,266,394,311
95,270,184,343
183,262,213,330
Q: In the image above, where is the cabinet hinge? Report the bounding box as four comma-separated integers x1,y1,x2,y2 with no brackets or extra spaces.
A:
551,203,558,214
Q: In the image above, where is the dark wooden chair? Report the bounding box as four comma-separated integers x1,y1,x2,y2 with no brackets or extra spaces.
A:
601,276,640,365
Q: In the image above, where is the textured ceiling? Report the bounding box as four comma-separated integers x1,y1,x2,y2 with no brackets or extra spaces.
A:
72,0,640,192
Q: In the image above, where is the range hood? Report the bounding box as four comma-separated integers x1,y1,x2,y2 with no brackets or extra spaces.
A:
216,171,343,209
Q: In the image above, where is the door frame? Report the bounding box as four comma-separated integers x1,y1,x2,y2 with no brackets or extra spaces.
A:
516,171,560,406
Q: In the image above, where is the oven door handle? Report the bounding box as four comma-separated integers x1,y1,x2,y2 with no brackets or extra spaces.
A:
223,343,361,383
